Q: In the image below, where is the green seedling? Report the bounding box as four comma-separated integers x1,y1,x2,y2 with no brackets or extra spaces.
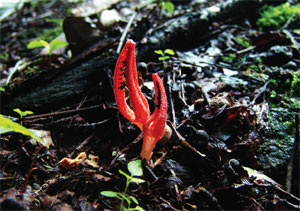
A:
236,36,251,48
27,39,68,56
101,160,145,211
221,53,237,63
0,53,9,60
13,108,34,119
160,0,175,14
0,115,49,148
141,0,175,14
154,49,175,61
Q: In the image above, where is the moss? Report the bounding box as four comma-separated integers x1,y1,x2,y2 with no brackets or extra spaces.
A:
290,70,300,96
257,3,300,31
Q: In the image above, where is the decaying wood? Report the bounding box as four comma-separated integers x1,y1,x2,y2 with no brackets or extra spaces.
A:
2,53,117,113
137,0,263,59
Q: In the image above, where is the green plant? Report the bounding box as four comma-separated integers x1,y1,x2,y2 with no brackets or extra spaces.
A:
221,53,237,63
13,108,34,119
294,29,300,34
154,49,175,61
160,0,175,14
0,115,49,148
0,87,5,92
236,36,251,48
101,160,145,211
0,53,9,60
257,3,300,30
27,39,68,56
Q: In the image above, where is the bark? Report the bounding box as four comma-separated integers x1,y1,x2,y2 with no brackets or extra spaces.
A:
136,0,264,60
2,53,117,113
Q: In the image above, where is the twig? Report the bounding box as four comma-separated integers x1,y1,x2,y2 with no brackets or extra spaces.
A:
23,105,102,120
116,13,137,54
68,95,88,128
109,132,143,167
282,13,296,29
71,118,111,128
167,75,177,126
70,135,93,157
170,122,206,158
169,169,182,203
21,145,43,194
236,46,255,54
159,197,181,211
144,165,158,182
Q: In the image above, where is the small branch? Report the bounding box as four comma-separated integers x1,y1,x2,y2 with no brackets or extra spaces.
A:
117,13,137,54
159,197,181,211
21,145,43,194
167,75,177,126
23,105,102,121
109,132,143,167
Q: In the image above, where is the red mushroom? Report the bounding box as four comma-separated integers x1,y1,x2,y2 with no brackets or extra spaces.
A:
113,39,168,160
113,40,150,130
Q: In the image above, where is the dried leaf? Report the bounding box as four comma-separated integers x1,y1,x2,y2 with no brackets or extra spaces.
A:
58,152,87,169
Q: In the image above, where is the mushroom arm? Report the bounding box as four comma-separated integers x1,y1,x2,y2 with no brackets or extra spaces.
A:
140,74,168,160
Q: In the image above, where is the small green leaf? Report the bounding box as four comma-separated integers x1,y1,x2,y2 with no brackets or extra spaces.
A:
130,177,145,184
161,1,175,14
24,111,34,115
13,108,22,115
0,115,49,148
48,39,68,54
13,108,34,118
0,87,5,92
130,205,145,211
100,191,119,197
164,49,175,55
158,56,170,61
27,39,49,49
128,160,143,177
293,29,300,35
154,50,163,55
129,196,139,205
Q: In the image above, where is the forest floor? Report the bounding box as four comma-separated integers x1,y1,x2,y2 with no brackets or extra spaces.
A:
0,0,299,210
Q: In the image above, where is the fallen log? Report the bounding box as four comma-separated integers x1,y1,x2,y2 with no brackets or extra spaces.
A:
2,52,117,113
136,0,264,59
